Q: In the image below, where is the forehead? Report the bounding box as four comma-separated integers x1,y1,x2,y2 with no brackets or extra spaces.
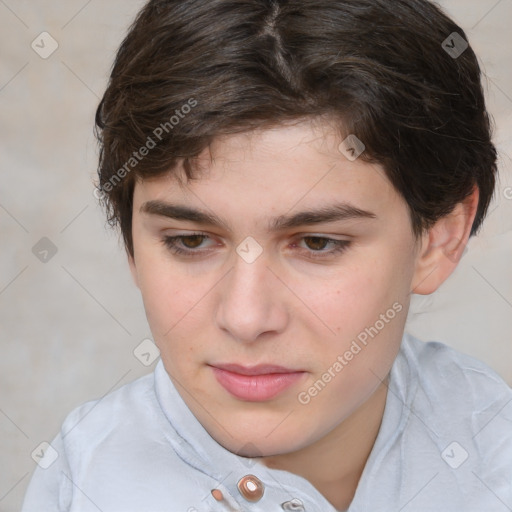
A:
133,121,408,233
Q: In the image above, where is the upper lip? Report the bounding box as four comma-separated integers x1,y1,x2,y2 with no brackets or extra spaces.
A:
209,363,303,375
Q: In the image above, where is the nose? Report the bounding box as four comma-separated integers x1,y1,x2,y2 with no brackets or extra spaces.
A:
215,250,288,343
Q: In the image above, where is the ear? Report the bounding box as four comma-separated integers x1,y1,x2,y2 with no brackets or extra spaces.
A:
127,248,140,289
411,186,479,295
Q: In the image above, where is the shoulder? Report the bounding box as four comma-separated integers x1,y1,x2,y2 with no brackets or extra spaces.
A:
61,370,156,436
22,368,211,511
371,333,512,507
22,371,161,512
399,332,512,456
58,369,169,462
60,368,203,506
402,332,512,399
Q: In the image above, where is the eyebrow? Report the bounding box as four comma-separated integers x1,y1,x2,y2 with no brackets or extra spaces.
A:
140,200,377,232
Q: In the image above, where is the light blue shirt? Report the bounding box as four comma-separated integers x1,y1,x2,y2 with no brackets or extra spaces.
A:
22,333,512,511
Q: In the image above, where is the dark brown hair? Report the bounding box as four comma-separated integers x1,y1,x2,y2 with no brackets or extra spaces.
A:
95,0,497,258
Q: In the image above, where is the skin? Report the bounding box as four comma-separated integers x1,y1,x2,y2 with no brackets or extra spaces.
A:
128,118,478,510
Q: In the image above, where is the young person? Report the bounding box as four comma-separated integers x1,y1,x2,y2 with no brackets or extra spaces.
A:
22,0,512,510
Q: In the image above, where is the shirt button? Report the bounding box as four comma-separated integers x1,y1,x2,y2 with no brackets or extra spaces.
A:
281,498,305,511
211,489,224,501
237,474,264,502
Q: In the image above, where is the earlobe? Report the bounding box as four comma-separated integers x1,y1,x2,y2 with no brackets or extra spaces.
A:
411,186,479,295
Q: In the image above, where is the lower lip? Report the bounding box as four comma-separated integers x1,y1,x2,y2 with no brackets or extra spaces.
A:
211,367,306,402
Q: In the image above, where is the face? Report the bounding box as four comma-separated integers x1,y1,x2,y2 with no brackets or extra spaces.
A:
129,119,422,457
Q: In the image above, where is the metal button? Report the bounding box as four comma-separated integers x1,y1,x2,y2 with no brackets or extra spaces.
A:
237,474,264,502
211,489,224,501
281,498,305,511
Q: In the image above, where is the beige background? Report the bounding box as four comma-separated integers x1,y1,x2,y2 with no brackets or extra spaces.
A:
0,1,511,510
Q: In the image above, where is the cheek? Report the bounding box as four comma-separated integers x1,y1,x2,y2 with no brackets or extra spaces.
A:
292,252,407,341
136,255,217,370
136,255,194,337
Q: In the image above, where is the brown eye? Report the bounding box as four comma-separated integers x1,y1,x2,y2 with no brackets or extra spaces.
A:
180,235,206,248
162,233,212,256
294,236,350,260
303,236,330,251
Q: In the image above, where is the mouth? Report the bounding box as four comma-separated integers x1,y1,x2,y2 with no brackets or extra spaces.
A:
208,363,307,402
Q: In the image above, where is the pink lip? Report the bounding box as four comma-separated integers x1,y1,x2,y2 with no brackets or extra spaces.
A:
210,364,306,402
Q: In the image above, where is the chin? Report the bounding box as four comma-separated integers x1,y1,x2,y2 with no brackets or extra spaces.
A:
217,427,309,458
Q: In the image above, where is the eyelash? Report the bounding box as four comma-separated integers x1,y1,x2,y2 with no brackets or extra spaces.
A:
161,233,350,260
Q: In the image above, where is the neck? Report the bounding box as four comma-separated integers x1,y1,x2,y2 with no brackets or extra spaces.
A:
260,378,389,511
